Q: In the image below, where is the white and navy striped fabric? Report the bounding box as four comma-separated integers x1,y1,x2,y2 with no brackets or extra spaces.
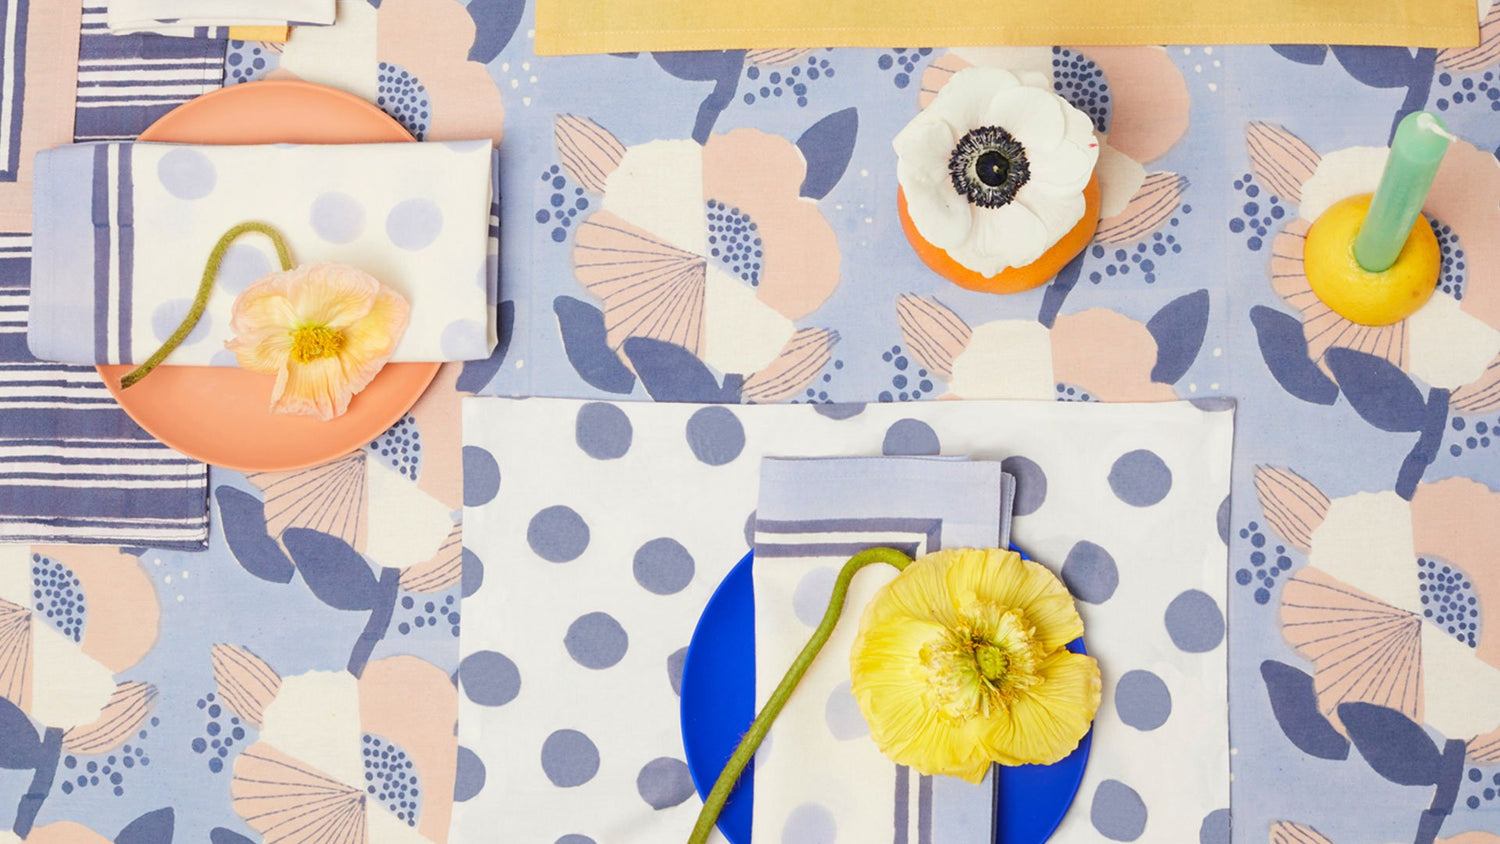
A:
75,5,225,142
0,233,209,548
104,0,333,36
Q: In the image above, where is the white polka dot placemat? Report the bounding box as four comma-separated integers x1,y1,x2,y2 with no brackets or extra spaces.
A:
456,397,1234,843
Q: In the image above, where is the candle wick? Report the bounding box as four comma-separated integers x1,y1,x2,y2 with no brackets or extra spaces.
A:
1415,112,1458,143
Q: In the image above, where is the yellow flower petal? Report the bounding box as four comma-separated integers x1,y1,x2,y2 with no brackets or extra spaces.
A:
284,263,380,330
270,356,352,421
849,546,1098,779
980,650,1101,766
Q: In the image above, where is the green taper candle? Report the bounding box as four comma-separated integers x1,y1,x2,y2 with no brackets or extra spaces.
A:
1352,111,1455,273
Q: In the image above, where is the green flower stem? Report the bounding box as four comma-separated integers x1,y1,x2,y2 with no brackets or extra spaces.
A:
687,546,914,844
119,221,295,389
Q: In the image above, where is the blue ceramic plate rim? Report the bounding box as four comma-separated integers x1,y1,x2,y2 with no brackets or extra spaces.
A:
680,548,1092,843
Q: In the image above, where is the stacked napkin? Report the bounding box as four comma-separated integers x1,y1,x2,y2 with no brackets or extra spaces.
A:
753,456,1015,843
28,140,499,366
106,0,334,35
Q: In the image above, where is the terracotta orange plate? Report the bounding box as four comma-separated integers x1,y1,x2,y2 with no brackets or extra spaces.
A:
98,80,441,472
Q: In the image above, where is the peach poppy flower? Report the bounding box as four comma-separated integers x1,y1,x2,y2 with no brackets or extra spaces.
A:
921,47,1190,243
1248,123,1500,403
895,293,1180,401
0,546,158,737
227,263,410,421
555,115,842,400
267,0,505,144
1255,468,1500,752
222,651,457,843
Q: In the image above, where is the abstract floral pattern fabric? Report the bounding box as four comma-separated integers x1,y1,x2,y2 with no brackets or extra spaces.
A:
6,0,1500,839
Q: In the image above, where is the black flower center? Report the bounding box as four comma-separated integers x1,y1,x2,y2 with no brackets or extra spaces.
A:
949,126,1030,209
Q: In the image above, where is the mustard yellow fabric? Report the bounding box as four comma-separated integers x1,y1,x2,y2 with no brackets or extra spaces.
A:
535,0,1478,55
227,25,289,42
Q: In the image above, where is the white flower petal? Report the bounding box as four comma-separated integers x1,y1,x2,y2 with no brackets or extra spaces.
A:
1420,623,1500,738
1308,491,1418,613
702,266,796,374
1015,181,1088,238
904,178,974,251
1406,294,1500,390
926,66,1025,130
1027,140,1096,191
949,320,1056,399
366,459,455,570
30,624,115,729
893,117,955,187
985,86,1066,151
259,670,365,789
946,202,1049,276
1095,144,1148,219
600,139,706,254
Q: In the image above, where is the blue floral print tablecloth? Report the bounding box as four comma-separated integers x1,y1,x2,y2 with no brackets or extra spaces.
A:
1,0,1499,840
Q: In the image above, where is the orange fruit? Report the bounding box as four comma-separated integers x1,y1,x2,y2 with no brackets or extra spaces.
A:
898,173,1101,295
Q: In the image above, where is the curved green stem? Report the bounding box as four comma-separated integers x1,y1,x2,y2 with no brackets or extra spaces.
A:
120,221,295,389
687,546,914,844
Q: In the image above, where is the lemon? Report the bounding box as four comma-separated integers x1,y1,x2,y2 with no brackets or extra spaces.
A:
1303,194,1441,327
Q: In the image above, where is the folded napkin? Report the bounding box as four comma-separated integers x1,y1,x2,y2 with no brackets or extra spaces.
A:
29,140,499,366
106,0,334,35
753,456,1014,844
0,234,208,549
458,397,1233,843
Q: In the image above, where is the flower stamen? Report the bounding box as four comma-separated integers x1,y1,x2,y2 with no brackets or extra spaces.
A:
290,325,347,363
948,125,1031,209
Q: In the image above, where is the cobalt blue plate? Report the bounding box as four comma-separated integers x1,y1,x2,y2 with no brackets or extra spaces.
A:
681,550,1092,843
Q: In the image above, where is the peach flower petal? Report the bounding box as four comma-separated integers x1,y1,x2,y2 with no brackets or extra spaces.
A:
1409,477,1500,670
35,546,159,674
1080,47,1188,164
360,656,458,841
409,363,464,508
25,823,112,844
1424,139,1500,332
377,0,504,144
701,128,840,320
1050,308,1178,401
272,357,350,421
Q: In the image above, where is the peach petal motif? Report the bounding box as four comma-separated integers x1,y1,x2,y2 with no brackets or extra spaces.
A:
376,0,504,144
0,600,28,711
24,823,113,844
1409,477,1500,670
1270,822,1334,844
360,656,457,842
1424,139,1500,332
1049,309,1177,401
1078,47,1189,164
554,114,625,195
741,328,840,402
895,294,971,381
232,742,368,843
572,210,706,356
212,644,282,728
43,546,159,674
408,363,465,509
1280,566,1424,729
62,682,157,754
918,52,972,109
1095,171,1186,245
701,128,840,320
247,452,369,555
1253,465,1329,554
1246,122,1320,206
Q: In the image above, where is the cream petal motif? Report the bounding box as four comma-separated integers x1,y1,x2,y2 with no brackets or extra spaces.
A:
365,459,455,570
366,804,431,844
399,523,464,594
741,328,840,403
600,139,707,255
259,670,365,790
1420,624,1500,739
571,209,706,356
1280,567,1423,726
1092,145,1148,221
1308,492,1419,613
1406,294,1500,391
62,682,156,754
29,623,114,728
895,294,972,381
701,266,796,375
1254,465,1330,554
1298,146,1387,222
1451,356,1500,413
232,742,368,844
247,453,369,554
1245,122,1320,206
212,644,282,728
948,320,1056,400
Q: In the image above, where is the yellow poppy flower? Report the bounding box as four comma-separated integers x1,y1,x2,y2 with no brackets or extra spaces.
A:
226,262,409,420
849,547,1101,782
